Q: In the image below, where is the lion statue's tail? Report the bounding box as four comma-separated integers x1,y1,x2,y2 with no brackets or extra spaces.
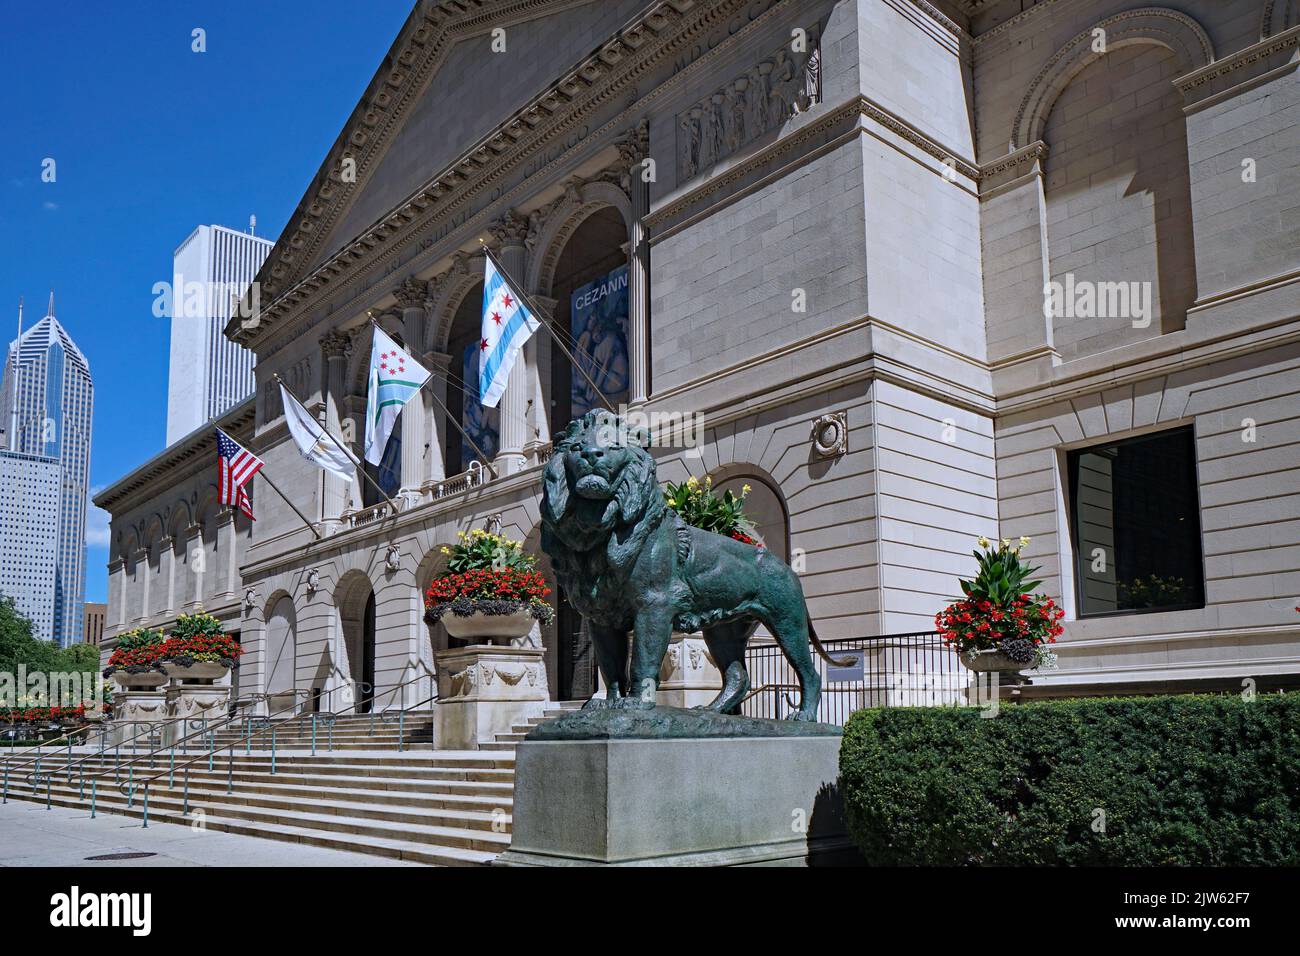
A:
805,605,857,668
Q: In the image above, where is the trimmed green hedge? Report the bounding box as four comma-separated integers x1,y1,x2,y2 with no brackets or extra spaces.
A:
839,693,1300,865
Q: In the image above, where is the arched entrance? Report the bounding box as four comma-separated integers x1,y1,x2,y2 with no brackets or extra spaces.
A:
540,203,633,701
547,206,632,429
265,595,297,714
335,571,377,713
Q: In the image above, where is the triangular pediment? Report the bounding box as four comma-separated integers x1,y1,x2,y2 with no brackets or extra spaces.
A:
260,0,656,300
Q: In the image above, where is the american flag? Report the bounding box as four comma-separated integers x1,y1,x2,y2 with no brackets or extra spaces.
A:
215,428,263,520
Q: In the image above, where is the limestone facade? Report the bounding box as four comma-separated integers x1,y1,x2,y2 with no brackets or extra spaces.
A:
96,0,1300,709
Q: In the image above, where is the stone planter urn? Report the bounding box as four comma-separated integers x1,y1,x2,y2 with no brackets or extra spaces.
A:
441,609,535,644
110,670,169,691
161,660,229,684
961,648,1034,698
434,644,549,750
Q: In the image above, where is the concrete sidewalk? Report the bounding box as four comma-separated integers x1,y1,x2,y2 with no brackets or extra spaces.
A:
0,800,422,867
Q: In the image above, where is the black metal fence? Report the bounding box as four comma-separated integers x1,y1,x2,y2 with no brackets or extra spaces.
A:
741,631,963,725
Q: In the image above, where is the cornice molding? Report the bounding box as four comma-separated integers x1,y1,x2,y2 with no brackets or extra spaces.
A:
93,399,256,513
236,0,798,360
259,0,615,302
1176,24,1300,101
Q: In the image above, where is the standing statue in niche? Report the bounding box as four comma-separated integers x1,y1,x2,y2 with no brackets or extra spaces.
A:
539,411,850,721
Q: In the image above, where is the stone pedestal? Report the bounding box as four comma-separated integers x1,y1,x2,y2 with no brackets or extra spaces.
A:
434,645,549,750
657,632,722,708
107,690,167,745
498,722,858,866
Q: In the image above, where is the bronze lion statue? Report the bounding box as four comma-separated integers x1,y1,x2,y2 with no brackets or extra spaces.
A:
540,410,846,720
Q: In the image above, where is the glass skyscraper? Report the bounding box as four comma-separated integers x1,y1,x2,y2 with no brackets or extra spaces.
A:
0,297,93,645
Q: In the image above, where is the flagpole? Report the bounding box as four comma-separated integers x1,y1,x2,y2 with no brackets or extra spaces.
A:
367,318,499,481
272,373,401,512
478,240,617,415
256,470,321,539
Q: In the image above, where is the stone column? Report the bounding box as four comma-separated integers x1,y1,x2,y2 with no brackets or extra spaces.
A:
320,329,352,533
134,548,149,623
217,508,237,598
160,536,175,614
619,120,651,406
525,296,556,465
422,350,450,491
980,142,1060,393
108,558,126,628
394,277,429,505
342,395,366,513
489,212,530,476
184,523,203,609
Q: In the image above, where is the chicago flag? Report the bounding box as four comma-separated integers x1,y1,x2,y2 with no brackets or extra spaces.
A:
479,255,539,408
365,326,432,466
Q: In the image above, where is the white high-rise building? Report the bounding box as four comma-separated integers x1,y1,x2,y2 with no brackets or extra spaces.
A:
0,450,61,641
0,296,93,646
165,222,273,444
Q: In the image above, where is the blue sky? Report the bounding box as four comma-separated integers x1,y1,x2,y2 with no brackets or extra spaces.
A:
1,1,413,603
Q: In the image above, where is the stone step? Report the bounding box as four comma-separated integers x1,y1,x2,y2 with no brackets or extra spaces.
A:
55,765,517,797
4,788,496,866
28,757,518,787
34,776,511,833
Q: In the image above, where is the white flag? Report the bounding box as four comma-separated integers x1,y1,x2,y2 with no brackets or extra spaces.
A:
365,326,432,466
280,383,358,482
479,255,539,408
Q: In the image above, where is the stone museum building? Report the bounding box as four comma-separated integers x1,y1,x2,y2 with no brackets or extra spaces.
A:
96,0,1300,714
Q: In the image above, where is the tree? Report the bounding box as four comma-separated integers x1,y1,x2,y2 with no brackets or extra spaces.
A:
59,642,101,674
0,595,60,674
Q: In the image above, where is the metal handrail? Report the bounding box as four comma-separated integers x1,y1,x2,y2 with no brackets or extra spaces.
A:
376,692,438,753
1,723,102,804
18,692,267,793
12,691,265,790
117,670,437,790
123,675,443,826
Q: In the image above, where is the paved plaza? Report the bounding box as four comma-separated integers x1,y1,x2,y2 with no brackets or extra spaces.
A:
0,800,421,867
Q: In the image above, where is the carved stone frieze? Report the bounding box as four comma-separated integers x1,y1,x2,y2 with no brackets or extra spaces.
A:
677,29,821,180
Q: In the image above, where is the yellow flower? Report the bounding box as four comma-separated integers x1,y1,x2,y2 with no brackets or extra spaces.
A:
456,531,466,540
742,483,751,494
440,546,450,555
686,476,698,488
1001,538,1011,549
704,475,712,486
1019,535,1031,548
977,536,990,548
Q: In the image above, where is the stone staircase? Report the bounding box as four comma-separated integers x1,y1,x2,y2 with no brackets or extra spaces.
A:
207,712,436,751
2,701,584,865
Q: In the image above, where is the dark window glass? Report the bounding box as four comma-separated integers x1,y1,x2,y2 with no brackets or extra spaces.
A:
1068,426,1205,616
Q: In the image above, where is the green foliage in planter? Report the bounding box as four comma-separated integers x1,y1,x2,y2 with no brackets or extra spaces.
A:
839,694,1300,865
170,611,225,640
115,628,165,651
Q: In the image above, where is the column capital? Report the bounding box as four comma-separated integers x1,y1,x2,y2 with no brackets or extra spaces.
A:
393,275,428,310
320,328,352,359
488,209,529,249
616,117,650,164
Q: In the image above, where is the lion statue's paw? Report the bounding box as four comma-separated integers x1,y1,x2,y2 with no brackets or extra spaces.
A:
581,696,614,711
610,695,656,711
